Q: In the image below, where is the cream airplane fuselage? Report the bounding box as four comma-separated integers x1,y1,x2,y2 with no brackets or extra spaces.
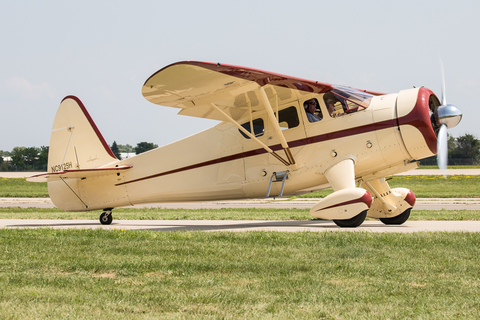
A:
31,61,458,227
47,88,428,209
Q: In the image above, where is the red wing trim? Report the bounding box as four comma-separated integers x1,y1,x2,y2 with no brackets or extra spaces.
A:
353,88,387,96
61,95,117,160
144,61,333,94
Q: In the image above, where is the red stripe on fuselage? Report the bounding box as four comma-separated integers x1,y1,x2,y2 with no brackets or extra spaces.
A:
117,90,435,186
115,119,399,186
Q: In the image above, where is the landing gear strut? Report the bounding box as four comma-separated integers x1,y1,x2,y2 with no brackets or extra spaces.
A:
99,210,113,225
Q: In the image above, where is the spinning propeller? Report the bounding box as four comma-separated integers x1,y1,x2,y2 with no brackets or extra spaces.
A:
433,63,463,177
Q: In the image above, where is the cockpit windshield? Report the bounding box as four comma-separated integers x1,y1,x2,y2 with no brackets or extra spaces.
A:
323,85,374,117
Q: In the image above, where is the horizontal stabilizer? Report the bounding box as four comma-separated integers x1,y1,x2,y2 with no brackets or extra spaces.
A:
27,166,132,183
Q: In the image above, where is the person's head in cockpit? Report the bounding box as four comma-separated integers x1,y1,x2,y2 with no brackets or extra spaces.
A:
304,98,321,122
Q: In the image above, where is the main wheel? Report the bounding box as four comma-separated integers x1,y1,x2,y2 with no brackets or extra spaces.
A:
333,210,367,228
380,208,411,225
99,212,113,225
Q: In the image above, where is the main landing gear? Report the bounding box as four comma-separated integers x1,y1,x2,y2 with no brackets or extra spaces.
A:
379,208,411,225
333,210,368,228
99,209,113,225
309,159,415,228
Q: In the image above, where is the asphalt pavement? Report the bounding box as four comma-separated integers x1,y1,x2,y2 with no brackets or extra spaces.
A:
1,219,480,233
1,169,479,232
1,197,480,210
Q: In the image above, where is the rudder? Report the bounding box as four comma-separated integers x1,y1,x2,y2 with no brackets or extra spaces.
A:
48,95,117,173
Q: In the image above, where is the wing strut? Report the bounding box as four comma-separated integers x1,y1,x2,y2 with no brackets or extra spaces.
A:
209,103,291,167
258,87,298,170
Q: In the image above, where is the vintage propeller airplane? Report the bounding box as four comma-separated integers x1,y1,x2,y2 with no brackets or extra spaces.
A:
29,61,462,227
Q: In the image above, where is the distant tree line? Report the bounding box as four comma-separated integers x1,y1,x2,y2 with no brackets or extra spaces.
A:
109,141,159,159
0,141,159,172
2,134,479,171
419,133,480,165
0,146,49,171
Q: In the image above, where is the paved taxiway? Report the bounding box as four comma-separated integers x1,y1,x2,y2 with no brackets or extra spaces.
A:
2,168,480,210
1,169,479,232
1,197,479,233
1,197,480,210
1,219,480,233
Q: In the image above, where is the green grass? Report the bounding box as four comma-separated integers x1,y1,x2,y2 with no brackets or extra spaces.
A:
1,207,480,221
419,165,480,169
2,175,480,198
297,175,480,198
0,207,312,221
385,175,480,198
0,178,48,197
0,229,479,319
0,175,480,198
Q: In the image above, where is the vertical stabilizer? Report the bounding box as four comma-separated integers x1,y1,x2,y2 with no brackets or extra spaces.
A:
48,96,117,173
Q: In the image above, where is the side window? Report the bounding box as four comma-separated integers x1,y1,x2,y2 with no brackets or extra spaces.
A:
277,106,299,130
323,93,345,118
324,88,372,117
239,118,264,139
303,98,323,123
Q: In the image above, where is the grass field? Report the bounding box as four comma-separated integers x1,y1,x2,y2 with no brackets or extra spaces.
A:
1,175,480,198
419,165,480,169
1,175,480,318
1,229,479,319
296,175,480,198
1,207,480,221
0,178,48,197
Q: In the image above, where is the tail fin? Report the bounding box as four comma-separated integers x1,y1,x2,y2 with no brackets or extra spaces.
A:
48,96,117,173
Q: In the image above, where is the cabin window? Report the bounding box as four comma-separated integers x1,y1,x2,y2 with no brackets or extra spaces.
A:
302,99,323,123
276,106,300,129
324,86,374,118
239,118,264,139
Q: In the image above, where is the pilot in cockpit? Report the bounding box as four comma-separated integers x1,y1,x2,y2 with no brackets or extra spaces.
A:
326,98,336,117
323,93,344,118
304,98,322,122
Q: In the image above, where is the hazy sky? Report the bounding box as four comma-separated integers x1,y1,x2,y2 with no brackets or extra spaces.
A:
1,0,479,151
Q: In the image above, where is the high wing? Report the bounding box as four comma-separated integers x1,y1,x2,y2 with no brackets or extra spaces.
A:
142,61,333,122
142,61,333,169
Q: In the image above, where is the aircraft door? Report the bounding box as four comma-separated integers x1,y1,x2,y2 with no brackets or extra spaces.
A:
216,122,246,186
243,104,306,197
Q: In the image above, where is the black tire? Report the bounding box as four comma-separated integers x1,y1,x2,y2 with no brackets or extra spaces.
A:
333,210,367,228
99,212,113,225
380,208,411,225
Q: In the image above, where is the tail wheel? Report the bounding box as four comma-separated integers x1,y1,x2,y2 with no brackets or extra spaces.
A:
380,208,411,225
333,210,367,228
99,211,113,225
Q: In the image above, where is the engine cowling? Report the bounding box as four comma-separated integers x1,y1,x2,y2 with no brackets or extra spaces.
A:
396,87,439,161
